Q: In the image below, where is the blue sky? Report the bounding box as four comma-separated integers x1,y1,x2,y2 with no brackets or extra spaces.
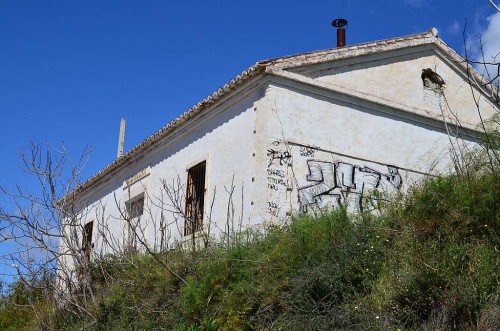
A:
1,0,499,280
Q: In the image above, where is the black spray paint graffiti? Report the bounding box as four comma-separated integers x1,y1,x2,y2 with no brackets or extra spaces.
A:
299,146,316,157
266,140,291,218
267,168,285,178
298,160,402,213
267,149,292,168
267,201,280,217
267,177,291,191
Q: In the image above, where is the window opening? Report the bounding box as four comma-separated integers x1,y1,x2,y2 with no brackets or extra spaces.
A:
184,161,206,236
128,197,144,219
421,68,445,91
82,221,94,260
126,196,144,251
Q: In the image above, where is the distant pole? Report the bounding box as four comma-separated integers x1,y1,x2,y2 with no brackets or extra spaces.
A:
117,118,126,158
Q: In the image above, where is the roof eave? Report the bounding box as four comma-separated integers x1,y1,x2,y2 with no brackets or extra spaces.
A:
63,63,266,201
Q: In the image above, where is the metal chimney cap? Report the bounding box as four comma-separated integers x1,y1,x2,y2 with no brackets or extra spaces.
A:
332,18,348,28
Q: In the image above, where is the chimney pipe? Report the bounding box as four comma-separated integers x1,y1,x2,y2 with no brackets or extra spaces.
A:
332,18,348,47
337,28,346,47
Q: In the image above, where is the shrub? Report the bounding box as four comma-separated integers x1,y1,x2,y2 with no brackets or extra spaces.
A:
4,160,498,330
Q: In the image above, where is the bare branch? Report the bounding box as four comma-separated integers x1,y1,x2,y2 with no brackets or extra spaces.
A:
489,0,500,13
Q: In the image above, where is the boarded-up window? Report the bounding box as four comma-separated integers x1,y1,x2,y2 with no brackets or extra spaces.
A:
82,221,93,260
184,161,206,236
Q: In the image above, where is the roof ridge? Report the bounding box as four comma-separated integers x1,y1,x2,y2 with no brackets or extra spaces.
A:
257,28,436,66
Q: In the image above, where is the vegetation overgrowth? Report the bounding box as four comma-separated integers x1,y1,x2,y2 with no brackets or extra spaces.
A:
1,159,499,330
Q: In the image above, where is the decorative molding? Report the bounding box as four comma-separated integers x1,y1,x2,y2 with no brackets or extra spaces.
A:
124,167,151,188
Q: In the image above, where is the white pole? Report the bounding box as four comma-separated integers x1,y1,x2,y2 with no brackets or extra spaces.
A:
117,118,126,158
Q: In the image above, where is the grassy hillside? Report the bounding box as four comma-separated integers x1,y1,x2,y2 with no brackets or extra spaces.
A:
1,165,499,330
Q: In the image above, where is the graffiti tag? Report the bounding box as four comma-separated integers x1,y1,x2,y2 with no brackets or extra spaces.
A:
267,201,279,217
298,160,402,213
267,149,292,168
299,146,316,157
267,168,285,178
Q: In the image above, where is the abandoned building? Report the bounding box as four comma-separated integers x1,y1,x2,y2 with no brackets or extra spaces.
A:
59,27,499,270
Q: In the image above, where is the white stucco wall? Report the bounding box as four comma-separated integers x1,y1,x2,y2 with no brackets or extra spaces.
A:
295,48,498,129
258,75,485,220
59,81,268,273
59,43,498,277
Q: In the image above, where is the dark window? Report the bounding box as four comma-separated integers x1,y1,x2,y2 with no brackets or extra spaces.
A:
128,197,144,219
82,221,93,260
184,161,206,236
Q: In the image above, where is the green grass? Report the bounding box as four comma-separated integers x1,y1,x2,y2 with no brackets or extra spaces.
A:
1,168,499,330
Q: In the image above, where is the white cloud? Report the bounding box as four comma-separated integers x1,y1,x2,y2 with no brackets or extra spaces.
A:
467,11,500,83
446,21,460,35
405,0,424,8
477,12,500,82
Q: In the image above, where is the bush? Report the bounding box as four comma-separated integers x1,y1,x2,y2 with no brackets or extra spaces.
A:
4,161,499,330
